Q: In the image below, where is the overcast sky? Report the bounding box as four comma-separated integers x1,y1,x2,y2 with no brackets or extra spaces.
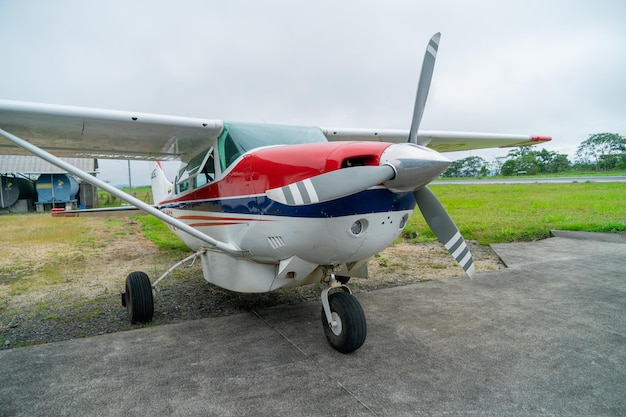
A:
1,0,625,185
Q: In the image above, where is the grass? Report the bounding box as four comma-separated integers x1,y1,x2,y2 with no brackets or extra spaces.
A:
135,215,189,251
405,182,626,244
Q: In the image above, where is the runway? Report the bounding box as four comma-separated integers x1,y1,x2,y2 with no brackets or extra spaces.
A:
1,232,625,416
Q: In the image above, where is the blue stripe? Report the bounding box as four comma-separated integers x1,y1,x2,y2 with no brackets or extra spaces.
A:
160,189,416,218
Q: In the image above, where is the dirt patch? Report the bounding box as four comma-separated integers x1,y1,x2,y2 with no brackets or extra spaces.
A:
0,215,504,349
366,239,503,287
0,216,179,308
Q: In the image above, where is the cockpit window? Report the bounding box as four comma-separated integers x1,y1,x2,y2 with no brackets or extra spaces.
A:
218,122,327,171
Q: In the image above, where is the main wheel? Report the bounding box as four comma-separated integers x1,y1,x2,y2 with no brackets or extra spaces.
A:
125,271,154,323
321,292,367,353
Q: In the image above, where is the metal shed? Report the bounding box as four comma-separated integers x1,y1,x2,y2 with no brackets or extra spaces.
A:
0,155,98,213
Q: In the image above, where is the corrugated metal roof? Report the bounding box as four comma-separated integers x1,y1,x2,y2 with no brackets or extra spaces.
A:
0,155,97,174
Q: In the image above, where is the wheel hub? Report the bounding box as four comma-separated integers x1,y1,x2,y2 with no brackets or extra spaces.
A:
330,312,342,336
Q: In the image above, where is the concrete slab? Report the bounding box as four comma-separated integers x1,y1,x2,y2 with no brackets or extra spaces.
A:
1,235,625,416
550,229,626,243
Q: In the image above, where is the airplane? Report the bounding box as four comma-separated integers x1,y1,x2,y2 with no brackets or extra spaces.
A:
0,33,550,353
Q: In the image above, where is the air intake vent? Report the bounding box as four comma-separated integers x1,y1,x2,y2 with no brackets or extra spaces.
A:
268,236,286,249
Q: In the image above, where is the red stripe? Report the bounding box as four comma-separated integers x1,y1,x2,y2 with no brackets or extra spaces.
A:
188,222,244,227
178,215,271,222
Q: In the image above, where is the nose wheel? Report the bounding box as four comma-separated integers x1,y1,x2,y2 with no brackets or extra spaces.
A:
321,276,367,353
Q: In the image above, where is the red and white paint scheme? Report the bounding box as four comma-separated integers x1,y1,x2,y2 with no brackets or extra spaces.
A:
0,33,550,353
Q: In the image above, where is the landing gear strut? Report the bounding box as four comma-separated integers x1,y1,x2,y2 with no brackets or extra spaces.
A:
320,274,367,353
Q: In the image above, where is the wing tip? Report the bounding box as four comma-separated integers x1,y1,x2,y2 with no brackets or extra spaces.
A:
499,135,552,148
531,135,552,142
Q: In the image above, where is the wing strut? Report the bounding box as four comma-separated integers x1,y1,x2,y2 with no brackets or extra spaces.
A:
0,127,246,257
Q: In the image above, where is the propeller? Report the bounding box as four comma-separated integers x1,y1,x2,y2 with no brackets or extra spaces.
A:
265,33,475,277
408,33,474,278
406,32,475,278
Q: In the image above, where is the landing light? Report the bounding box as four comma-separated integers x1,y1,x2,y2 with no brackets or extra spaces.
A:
351,220,364,235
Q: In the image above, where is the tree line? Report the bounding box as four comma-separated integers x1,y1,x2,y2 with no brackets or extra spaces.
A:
442,133,626,177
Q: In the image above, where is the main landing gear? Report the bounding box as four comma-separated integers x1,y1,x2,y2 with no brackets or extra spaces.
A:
121,251,204,324
320,274,367,353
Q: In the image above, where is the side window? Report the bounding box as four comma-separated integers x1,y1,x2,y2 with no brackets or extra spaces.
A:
175,146,216,193
195,150,216,188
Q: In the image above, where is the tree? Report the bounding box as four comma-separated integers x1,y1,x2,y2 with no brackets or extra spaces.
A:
442,156,488,177
498,147,571,175
550,153,571,173
500,159,518,176
499,147,540,175
534,149,571,173
575,133,626,171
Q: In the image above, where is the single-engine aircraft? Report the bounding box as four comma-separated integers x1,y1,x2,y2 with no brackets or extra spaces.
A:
0,34,550,353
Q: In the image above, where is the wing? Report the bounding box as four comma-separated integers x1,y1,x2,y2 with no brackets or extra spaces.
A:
0,100,550,161
322,128,551,152
0,100,224,161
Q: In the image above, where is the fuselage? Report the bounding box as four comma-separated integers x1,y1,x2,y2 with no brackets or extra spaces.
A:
147,121,454,292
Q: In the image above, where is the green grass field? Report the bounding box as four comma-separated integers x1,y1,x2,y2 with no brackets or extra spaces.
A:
405,182,625,244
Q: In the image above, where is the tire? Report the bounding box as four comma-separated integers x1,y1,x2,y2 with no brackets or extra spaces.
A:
125,271,154,323
321,292,367,353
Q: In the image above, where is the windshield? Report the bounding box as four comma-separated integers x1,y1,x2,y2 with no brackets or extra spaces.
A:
218,122,327,171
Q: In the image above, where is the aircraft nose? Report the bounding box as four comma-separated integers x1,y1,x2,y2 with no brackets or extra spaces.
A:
380,143,451,192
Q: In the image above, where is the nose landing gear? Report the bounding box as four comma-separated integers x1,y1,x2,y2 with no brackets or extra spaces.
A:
320,274,367,353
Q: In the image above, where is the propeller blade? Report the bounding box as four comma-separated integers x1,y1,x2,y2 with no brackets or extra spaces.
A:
414,186,475,277
408,32,440,145
266,165,395,206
